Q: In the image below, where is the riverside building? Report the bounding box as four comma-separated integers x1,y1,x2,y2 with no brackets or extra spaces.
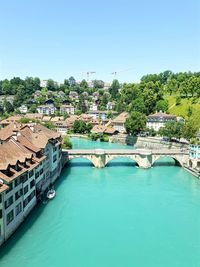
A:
0,123,62,246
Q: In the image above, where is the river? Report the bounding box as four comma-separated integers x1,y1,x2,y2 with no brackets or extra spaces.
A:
0,138,200,267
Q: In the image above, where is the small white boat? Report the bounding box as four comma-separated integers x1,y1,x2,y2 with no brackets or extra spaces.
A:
47,189,56,199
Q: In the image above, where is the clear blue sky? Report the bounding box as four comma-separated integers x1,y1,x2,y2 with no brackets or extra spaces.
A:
0,0,199,83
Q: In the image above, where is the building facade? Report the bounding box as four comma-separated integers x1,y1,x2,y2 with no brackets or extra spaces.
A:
146,111,177,131
0,123,63,246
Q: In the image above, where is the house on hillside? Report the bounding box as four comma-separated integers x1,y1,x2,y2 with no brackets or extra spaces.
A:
60,105,75,115
69,91,78,100
87,110,118,120
37,104,56,116
19,105,28,114
146,111,177,131
111,112,128,133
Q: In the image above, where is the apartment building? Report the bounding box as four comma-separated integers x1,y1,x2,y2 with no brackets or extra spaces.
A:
0,122,63,246
60,104,75,115
0,182,9,245
37,104,56,115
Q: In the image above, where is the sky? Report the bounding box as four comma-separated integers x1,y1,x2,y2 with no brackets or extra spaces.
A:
0,0,199,83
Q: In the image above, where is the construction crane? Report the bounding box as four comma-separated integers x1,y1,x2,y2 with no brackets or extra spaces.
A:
81,71,96,82
111,68,134,79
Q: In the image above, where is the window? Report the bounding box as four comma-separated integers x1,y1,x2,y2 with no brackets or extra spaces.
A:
0,209,2,219
5,196,13,209
35,172,39,179
6,183,13,194
7,210,14,225
23,197,29,208
39,168,44,175
0,195,2,203
15,189,23,201
24,185,28,195
30,180,35,189
15,177,21,187
22,173,28,183
53,155,57,163
29,170,34,178
15,202,22,216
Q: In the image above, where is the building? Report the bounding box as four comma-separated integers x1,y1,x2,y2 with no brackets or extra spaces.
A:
92,92,99,100
33,90,41,99
60,105,75,115
54,121,68,135
19,105,28,114
106,102,115,110
0,115,23,128
87,110,118,120
89,103,98,111
0,181,9,245
189,143,200,170
146,111,177,131
91,125,118,135
40,80,48,88
0,123,63,246
37,104,56,115
0,139,45,244
111,112,128,133
69,91,78,100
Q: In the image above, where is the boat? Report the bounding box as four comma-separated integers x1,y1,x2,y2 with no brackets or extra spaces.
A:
47,189,56,199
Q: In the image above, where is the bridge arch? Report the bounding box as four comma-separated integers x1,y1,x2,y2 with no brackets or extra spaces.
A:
152,155,183,167
68,156,96,167
105,155,140,167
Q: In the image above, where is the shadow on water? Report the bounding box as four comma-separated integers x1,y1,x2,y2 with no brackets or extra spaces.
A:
0,200,47,258
0,167,71,258
68,162,93,168
106,162,137,167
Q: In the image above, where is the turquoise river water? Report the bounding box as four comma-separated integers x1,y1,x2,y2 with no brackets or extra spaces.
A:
0,137,200,267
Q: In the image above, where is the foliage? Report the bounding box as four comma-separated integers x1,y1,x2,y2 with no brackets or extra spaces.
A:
159,121,184,140
42,121,55,130
90,133,109,142
125,112,147,136
62,136,72,149
156,99,169,112
73,120,92,134
109,80,120,99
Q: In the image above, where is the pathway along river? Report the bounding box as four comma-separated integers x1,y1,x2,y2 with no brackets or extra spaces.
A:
0,138,200,267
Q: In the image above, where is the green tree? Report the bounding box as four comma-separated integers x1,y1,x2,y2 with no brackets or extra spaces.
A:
62,136,72,149
109,80,120,99
80,79,88,89
4,100,14,113
156,99,169,112
125,112,147,135
159,121,184,140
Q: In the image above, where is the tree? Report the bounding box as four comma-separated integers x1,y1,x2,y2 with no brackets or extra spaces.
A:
156,99,169,112
182,119,199,140
4,100,14,113
80,79,88,89
69,76,76,86
62,136,72,149
0,103,3,114
159,121,184,140
47,79,57,91
93,80,104,89
125,112,147,136
73,120,91,134
109,80,120,99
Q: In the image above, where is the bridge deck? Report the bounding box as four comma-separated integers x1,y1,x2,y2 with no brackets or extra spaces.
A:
62,149,188,155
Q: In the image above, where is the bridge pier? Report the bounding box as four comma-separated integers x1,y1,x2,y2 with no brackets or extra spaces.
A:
92,149,106,168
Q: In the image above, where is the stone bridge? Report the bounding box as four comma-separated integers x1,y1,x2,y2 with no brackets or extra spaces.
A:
62,148,189,169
